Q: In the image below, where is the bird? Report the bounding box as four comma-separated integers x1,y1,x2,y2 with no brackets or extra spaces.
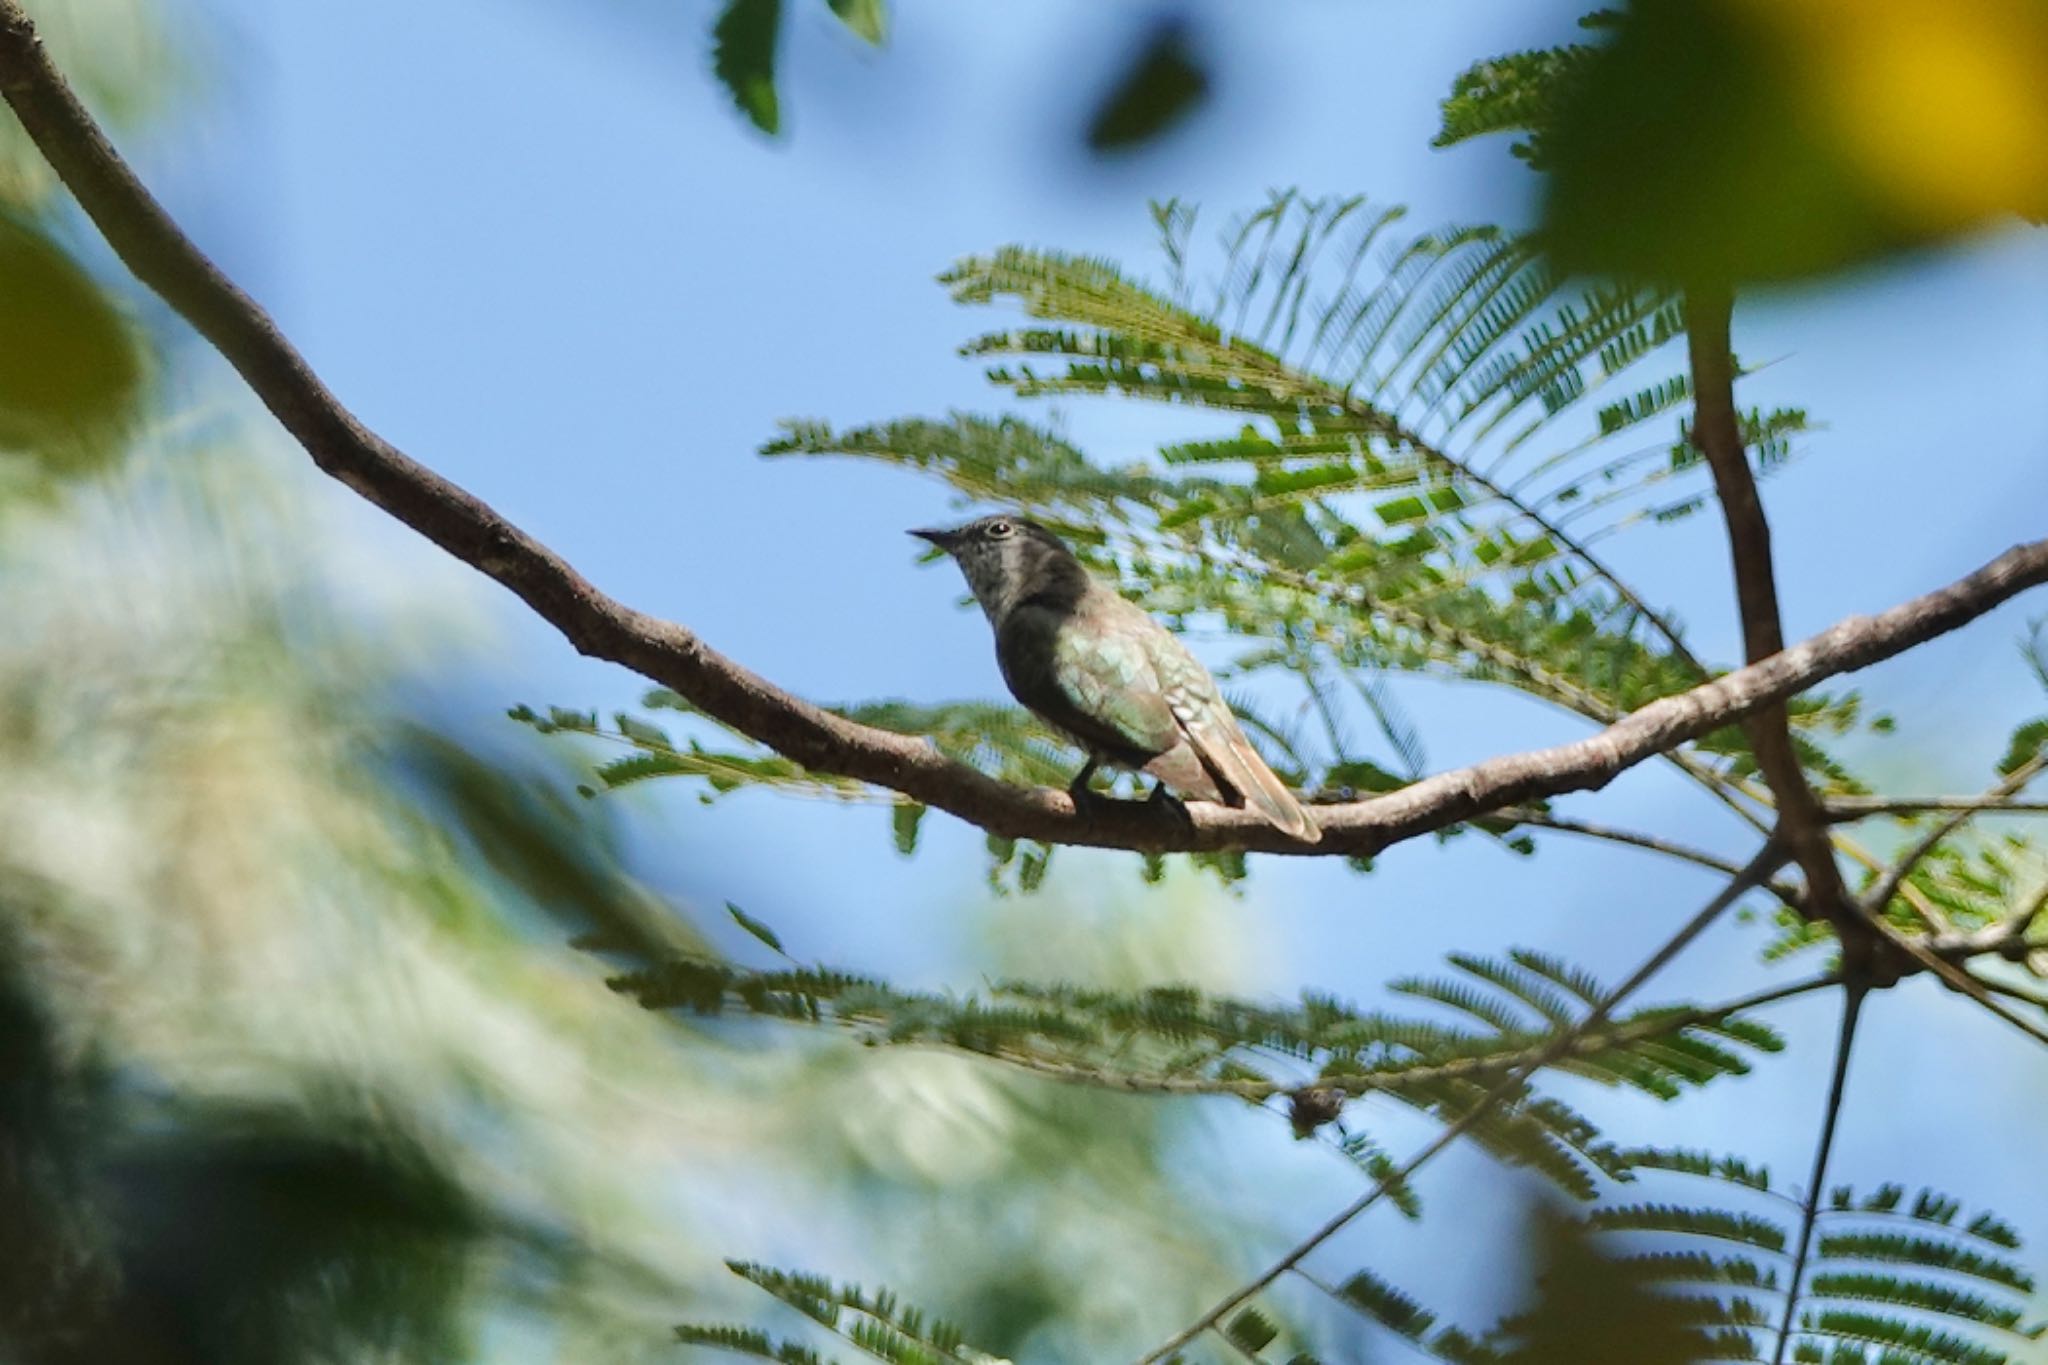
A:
911,514,1319,841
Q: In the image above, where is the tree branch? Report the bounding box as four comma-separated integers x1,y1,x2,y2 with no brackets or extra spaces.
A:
1683,286,1854,926
6,6,2048,863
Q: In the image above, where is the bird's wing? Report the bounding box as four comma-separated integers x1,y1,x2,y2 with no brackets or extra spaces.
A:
997,602,1182,762
1143,620,1320,841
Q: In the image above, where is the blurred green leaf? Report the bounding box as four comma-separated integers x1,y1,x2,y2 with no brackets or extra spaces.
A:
713,0,783,135
0,0,180,207
890,800,925,856
0,216,144,468
826,0,886,46
1503,1206,1705,1364
1997,717,2048,776
1086,19,1210,152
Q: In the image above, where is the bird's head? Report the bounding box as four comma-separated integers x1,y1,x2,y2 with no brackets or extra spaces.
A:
910,514,1082,623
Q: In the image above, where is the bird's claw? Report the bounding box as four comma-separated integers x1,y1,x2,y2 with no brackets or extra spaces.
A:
1147,782,1196,830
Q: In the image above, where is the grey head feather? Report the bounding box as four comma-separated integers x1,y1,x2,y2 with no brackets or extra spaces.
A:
909,514,1090,627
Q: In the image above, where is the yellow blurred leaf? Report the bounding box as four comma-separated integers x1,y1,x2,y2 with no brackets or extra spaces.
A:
1542,0,2048,285
1748,0,2048,232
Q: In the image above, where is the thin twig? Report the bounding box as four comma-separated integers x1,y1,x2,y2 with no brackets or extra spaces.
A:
1135,841,1786,1364
1769,983,1867,1365
1827,795,2048,820
3,6,2047,860
1504,809,1803,904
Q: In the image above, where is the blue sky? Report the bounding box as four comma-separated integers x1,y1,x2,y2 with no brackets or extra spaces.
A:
131,0,2048,1347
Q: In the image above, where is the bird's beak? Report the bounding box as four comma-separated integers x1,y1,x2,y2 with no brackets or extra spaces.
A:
909,527,957,551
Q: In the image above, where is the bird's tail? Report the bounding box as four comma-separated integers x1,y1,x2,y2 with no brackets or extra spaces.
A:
1206,722,1319,842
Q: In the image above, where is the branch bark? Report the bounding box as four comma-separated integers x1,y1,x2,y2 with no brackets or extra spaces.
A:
1684,287,1855,924
6,7,2048,862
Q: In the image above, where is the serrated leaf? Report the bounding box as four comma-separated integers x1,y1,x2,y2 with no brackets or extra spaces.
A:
1997,717,2048,775
1226,1305,1279,1353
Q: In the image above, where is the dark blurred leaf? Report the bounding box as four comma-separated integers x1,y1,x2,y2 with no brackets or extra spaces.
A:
713,0,783,135
0,911,113,1356
1226,1304,1280,1354
826,0,885,46
727,901,787,955
399,728,703,960
1539,0,2048,285
1501,1205,1700,1364
101,1102,481,1365
1,920,479,1365
1085,19,1210,152
0,215,143,468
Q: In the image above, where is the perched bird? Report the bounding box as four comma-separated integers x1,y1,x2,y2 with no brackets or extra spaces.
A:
911,514,1318,841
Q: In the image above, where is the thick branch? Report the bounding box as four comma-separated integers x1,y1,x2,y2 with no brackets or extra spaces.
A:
6,8,2048,861
1684,287,1853,922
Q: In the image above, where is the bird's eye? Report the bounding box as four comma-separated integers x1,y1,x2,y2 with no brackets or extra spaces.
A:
986,520,1015,539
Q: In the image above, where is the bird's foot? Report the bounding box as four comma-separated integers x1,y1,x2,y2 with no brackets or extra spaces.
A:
1067,775,1106,821
1147,782,1196,830
1066,756,1105,817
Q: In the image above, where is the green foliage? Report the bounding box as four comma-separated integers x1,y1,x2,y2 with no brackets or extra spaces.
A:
755,189,1868,821
675,1262,1004,1365
513,689,1258,889
696,1178,2039,1358
525,191,2002,906
1432,14,1615,168
610,931,1782,1205
1270,1172,2038,1365
674,1323,840,1363
1224,1305,1280,1356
